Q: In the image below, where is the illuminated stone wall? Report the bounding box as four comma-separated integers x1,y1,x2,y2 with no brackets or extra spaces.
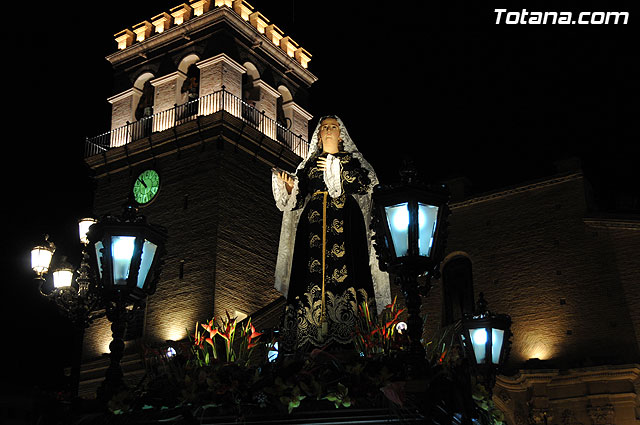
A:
83,136,284,361
415,171,640,424
422,172,640,367
494,365,640,425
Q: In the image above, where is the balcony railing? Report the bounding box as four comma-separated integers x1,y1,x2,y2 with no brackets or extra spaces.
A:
85,87,309,159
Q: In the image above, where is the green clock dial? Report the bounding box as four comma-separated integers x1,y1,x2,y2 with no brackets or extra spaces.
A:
133,169,160,205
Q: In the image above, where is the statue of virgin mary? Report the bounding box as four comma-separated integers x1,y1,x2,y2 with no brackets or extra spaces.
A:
271,115,391,351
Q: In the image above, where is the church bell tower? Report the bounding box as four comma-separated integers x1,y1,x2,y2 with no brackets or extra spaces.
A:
80,0,316,396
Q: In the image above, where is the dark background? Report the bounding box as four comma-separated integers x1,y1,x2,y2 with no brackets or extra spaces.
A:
3,0,638,397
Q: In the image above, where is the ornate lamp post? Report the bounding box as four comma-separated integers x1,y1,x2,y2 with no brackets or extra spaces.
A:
30,204,167,401
461,292,512,392
86,204,167,400
371,162,450,370
31,227,104,324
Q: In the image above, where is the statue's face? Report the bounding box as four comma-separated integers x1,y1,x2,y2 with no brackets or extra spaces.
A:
319,118,341,153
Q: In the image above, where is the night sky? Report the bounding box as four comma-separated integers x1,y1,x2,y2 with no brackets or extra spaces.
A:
3,0,638,397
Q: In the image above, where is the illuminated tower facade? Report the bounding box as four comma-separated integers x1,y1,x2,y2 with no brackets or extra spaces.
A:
80,0,316,396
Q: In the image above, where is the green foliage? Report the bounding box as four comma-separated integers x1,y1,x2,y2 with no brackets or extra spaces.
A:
323,383,352,408
424,320,464,366
473,382,505,425
268,378,306,414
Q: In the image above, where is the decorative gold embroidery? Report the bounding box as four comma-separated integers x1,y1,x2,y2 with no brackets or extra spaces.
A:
309,259,322,273
331,195,345,209
308,210,321,223
332,265,348,283
309,234,321,248
339,154,352,165
330,242,345,258
281,287,371,349
331,219,344,234
341,170,356,183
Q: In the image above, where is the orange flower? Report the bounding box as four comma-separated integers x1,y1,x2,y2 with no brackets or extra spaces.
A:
438,349,447,364
201,319,218,339
193,323,205,349
248,324,263,343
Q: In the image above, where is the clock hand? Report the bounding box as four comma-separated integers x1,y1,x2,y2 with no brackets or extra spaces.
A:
137,177,148,188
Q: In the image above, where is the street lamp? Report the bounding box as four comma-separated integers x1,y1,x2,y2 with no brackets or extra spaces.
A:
78,217,98,245
86,204,166,300
52,257,75,288
31,235,55,280
461,292,512,392
31,223,104,321
86,204,167,400
371,161,450,369
29,204,167,401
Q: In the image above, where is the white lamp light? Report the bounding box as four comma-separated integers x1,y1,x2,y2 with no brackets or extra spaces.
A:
78,218,97,245
53,268,74,288
52,256,75,289
462,293,511,367
31,236,55,277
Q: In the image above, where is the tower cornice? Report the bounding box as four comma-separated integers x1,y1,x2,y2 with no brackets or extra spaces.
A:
106,4,317,87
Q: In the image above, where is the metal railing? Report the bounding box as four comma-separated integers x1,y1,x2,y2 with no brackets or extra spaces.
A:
85,87,309,159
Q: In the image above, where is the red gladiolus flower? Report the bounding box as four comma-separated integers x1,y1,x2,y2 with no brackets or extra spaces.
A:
438,349,447,364
193,322,205,348
248,324,263,342
201,320,218,339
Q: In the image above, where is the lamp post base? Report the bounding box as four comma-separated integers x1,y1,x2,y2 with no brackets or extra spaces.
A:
397,272,428,377
97,304,128,403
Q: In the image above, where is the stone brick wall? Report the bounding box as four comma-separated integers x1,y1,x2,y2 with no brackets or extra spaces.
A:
213,147,284,319
198,54,245,99
591,225,640,356
82,140,285,360
419,173,640,369
108,89,138,133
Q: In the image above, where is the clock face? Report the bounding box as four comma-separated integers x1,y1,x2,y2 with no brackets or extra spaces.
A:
133,169,160,205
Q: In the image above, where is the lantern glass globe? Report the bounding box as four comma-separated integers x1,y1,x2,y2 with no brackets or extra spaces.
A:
31,246,54,276
53,268,74,288
78,218,97,245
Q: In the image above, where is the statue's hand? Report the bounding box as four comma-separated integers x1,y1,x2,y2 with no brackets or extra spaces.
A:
278,171,294,194
316,157,327,172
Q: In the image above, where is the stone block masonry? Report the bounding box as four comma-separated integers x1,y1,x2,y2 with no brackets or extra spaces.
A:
83,138,285,360
420,173,640,369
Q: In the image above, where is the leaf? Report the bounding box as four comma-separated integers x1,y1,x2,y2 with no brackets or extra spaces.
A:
337,383,348,396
